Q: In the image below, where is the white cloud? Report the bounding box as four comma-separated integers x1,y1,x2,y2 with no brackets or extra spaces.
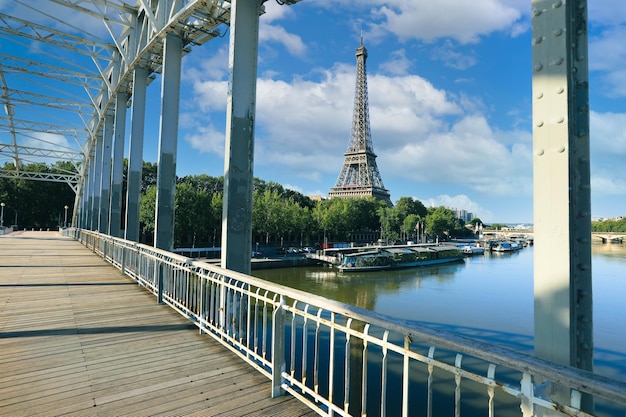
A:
22,132,73,151
381,115,532,197
590,111,626,197
369,0,522,44
422,194,494,221
183,52,534,204
379,49,412,75
182,121,225,156
589,26,626,97
260,23,307,57
430,41,477,70
589,1,626,27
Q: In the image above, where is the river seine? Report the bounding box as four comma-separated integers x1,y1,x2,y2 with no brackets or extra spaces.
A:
252,243,626,387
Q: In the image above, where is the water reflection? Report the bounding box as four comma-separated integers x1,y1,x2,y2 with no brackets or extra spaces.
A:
254,245,626,415
592,242,626,261
254,260,468,311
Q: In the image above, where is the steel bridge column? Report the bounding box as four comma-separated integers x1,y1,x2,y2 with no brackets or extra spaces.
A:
220,0,261,275
79,163,90,229
85,156,94,230
110,92,128,238
99,114,114,234
91,137,102,231
125,67,148,243
154,33,182,251
532,0,592,412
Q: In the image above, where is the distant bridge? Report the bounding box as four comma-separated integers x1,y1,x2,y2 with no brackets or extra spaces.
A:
591,232,625,244
482,230,624,244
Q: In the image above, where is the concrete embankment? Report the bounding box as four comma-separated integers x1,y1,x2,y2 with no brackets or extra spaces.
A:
251,256,318,270
197,256,319,270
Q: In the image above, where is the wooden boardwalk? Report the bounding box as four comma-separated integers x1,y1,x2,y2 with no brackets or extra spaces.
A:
0,231,317,417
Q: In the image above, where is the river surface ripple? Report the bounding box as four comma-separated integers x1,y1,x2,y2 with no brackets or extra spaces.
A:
253,244,626,383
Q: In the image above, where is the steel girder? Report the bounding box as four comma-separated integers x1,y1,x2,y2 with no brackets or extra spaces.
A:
0,0,233,215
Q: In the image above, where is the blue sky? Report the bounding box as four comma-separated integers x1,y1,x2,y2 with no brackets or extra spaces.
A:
2,0,626,224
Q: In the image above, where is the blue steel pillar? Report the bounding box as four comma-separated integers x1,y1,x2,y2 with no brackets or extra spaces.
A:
154,33,182,251
532,0,592,412
86,154,95,230
125,67,148,243
79,161,90,229
99,114,114,234
221,0,261,275
110,92,128,237
91,136,102,231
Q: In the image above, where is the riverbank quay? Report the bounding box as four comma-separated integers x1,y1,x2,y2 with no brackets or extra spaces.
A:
196,255,317,269
0,231,316,416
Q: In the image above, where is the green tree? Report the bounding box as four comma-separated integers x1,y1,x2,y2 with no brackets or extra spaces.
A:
402,214,422,241
394,196,428,219
378,205,401,243
425,206,457,240
139,185,156,242
0,162,75,229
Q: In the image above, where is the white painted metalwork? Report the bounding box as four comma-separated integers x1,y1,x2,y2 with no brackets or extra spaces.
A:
532,1,593,412
0,0,235,228
67,228,626,417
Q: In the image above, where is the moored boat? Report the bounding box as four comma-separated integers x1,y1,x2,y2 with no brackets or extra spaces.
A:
461,245,485,256
491,240,523,252
338,245,463,272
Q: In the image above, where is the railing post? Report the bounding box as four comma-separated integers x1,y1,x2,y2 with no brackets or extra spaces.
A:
271,294,286,398
120,243,126,276
157,259,164,304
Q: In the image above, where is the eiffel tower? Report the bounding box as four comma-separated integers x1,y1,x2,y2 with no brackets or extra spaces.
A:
328,39,391,205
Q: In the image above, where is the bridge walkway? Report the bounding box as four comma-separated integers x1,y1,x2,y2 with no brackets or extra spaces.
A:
0,231,316,417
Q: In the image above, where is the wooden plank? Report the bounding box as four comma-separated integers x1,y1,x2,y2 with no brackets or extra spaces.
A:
0,231,316,416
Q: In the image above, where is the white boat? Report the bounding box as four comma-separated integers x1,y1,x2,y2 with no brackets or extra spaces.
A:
491,241,523,252
461,245,485,256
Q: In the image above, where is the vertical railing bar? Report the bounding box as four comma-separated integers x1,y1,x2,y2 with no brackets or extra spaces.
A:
487,364,496,417
454,354,463,417
402,335,411,417
199,275,205,334
209,273,216,325
520,372,534,417
246,283,252,351
291,300,298,378
302,304,310,387
381,330,389,417
328,312,336,416
185,267,190,307
254,288,261,355
344,318,353,414
232,279,239,338
230,280,237,339
262,292,274,360
361,323,370,417
237,281,244,342
219,274,226,335
427,346,435,417
571,389,582,410
271,294,286,398
314,309,323,397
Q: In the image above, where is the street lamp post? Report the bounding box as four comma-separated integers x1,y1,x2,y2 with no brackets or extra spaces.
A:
64,205,69,228
1,202,5,227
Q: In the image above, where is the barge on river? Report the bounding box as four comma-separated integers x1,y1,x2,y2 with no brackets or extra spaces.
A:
338,245,463,272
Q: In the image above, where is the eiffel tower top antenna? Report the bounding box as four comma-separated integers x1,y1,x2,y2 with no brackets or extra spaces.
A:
328,39,391,205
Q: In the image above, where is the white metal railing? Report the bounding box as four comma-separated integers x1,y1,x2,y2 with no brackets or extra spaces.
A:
65,228,626,417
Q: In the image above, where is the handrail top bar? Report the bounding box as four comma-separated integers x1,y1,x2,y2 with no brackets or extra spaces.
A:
82,229,626,405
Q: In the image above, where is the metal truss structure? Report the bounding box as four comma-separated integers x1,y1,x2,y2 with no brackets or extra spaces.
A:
328,39,391,205
0,0,247,215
